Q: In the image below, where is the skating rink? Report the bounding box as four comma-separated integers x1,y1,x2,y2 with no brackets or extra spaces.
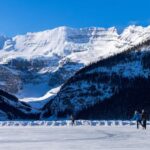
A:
0,125,149,150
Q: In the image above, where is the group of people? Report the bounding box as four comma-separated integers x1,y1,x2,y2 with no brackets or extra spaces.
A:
70,110,149,128
132,109,148,129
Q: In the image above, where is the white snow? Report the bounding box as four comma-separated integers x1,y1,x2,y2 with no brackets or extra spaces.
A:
1,25,150,65
0,122,150,150
19,85,61,102
17,83,50,100
19,86,61,109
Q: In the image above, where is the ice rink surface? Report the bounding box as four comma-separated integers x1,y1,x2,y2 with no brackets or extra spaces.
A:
0,125,149,150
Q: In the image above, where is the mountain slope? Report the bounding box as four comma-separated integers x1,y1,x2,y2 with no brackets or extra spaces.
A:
0,89,40,120
41,39,150,119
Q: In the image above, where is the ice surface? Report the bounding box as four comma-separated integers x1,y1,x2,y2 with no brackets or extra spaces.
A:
0,123,149,150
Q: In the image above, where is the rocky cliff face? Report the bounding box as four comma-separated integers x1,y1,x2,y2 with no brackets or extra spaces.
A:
0,65,22,93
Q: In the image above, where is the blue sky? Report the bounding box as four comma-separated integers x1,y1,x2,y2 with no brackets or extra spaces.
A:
0,0,150,36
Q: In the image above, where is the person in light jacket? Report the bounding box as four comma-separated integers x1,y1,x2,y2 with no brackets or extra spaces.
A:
132,110,142,129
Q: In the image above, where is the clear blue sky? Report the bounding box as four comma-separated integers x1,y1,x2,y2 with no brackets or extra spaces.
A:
0,0,150,36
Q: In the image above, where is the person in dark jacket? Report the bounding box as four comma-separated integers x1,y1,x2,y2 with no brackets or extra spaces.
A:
70,114,75,126
132,110,142,129
141,109,149,130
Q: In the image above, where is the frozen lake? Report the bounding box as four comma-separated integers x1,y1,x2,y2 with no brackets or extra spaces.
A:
0,125,149,150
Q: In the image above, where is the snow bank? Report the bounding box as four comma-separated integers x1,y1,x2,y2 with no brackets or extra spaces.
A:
0,120,149,127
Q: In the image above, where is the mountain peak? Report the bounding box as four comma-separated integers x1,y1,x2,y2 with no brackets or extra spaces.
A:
0,35,9,50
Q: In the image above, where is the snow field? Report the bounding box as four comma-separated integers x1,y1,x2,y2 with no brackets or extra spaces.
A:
0,125,149,150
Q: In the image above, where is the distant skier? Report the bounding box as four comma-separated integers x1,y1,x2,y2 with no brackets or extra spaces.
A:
132,110,142,129
141,109,149,130
70,114,75,126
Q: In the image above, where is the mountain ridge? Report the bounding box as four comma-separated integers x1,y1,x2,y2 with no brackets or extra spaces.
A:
0,25,150,107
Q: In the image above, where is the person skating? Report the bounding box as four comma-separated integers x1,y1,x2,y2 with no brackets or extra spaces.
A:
141,109,149,130
70,114,75,126
132,110,142,129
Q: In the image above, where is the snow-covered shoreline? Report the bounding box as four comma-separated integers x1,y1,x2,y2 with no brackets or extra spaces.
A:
0,120,149,127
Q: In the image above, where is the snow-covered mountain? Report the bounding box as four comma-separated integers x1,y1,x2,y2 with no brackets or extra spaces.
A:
1,26,150,62
41,38,150,119
0,25,150,110
0,35,9,49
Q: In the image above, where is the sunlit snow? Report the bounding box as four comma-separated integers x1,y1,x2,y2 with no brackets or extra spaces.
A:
0,123,149,150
